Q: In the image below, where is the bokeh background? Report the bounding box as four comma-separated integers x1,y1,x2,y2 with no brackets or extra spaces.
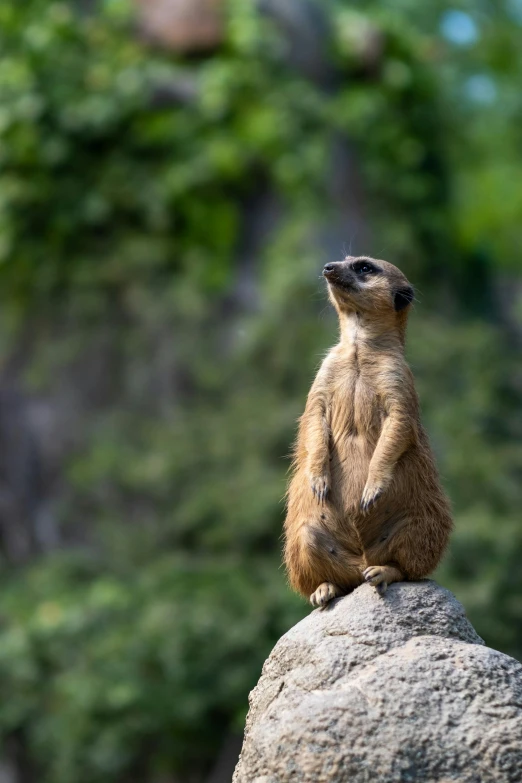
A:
0,0,521,780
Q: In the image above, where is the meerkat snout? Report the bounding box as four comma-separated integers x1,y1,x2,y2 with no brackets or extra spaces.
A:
323,261,356,290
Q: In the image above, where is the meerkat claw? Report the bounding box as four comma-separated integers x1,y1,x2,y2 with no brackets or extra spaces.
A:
363,566,385,584
310,582,341,608
311,476,330,505
360,488,382,513
363,564,403,595
363,566,390,595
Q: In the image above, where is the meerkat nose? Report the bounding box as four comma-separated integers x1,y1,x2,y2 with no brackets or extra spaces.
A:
323,263,336,274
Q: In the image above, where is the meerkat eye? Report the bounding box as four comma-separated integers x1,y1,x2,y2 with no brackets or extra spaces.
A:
352,260,376,275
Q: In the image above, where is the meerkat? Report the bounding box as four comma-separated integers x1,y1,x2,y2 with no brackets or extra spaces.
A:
284,255,453,607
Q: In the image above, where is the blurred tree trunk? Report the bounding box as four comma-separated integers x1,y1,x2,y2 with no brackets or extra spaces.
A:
0,388,57,563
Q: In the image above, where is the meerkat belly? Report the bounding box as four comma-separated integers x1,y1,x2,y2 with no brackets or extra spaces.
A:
329,374,383,512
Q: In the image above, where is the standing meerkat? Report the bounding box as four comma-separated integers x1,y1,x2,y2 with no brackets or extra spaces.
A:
284,256,453,607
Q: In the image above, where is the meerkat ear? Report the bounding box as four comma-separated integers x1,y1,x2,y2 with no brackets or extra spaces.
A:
394,286,414,312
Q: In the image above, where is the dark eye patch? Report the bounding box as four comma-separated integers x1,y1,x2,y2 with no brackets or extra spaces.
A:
351,259,379,276
394,286,414,311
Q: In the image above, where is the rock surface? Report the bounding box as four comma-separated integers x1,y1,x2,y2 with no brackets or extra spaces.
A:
233,581,522,783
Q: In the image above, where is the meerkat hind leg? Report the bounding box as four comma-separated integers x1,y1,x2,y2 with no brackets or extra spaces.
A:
363,565,403,596
310,582,344,608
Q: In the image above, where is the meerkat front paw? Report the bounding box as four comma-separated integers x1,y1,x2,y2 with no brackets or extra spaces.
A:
310,473,330,504
360,482,383,513
310,582,342,608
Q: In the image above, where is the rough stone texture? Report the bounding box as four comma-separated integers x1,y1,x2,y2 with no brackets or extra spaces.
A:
233,581,522,783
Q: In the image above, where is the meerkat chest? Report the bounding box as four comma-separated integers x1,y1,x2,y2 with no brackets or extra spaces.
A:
330,366,383,436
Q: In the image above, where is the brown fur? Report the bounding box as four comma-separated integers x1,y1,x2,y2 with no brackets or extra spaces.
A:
284,256,453,606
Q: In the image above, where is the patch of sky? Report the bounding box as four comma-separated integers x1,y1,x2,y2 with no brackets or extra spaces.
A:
440,10,479,46
464,74,497,105
506,0,522,24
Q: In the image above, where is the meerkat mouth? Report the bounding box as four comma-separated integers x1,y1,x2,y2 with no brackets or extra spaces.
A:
324,274,355,292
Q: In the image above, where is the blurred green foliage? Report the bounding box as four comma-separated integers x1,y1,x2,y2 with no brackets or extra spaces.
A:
0,0,521,781
0,555,299,781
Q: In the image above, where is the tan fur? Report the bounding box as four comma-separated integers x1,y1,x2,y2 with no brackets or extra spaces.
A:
284,256,453,606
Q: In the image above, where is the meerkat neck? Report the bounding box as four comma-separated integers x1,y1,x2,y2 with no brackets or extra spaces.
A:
339,311,405,351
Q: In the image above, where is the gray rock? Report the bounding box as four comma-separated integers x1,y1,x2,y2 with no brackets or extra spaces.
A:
233,581,522,783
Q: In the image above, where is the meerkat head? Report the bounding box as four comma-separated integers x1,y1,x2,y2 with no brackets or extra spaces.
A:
323,256,414,326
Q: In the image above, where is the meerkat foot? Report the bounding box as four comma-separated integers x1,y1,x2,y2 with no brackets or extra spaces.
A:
310,582,343,608
360,482,383,513
310,474,330,504
363,565,403,596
